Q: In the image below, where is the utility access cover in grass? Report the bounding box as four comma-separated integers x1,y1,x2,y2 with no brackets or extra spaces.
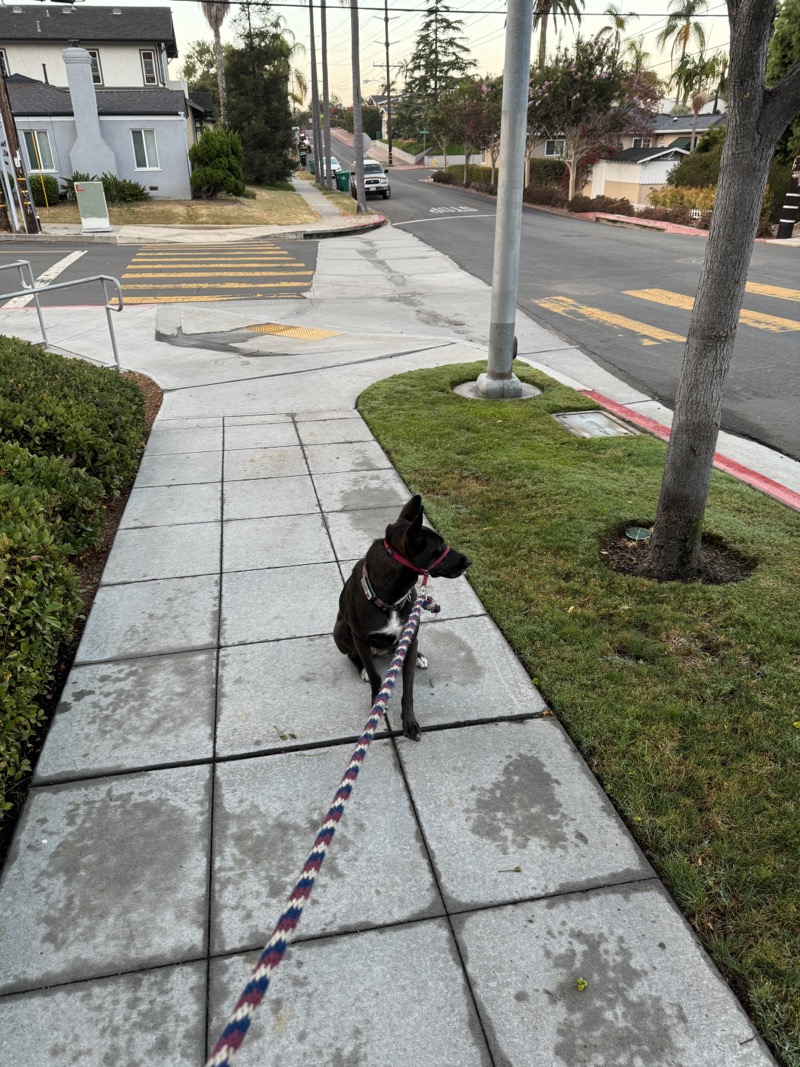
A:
553,410,639,438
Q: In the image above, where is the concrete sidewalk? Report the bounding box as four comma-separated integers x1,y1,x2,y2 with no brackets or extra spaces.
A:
0,223,789,1066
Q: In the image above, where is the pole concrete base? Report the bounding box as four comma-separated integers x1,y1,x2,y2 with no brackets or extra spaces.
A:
475,372,529,399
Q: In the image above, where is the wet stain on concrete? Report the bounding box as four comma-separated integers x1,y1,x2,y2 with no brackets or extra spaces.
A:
469,753,569,854
546,928,687,1065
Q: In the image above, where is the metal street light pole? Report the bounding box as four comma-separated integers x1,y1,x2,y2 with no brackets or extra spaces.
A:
476,0,534,399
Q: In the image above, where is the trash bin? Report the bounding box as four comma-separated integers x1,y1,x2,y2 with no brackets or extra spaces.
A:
299,151,307,168
309,160,315,175
336,171,351,193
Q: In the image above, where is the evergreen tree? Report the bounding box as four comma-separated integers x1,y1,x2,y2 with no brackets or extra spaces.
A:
403,1,475,105
225,6,295,186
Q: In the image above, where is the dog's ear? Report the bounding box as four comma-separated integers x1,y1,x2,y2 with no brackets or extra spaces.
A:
397,495,423,525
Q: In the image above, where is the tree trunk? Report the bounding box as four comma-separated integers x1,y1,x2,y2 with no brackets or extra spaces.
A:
537,5,550,69
214,28,227,125
320,0,334,189
641,126,773,580
350,0,367,213
567,153,577,200
690,109,698,150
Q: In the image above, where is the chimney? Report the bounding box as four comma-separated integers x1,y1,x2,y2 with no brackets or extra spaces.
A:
62,47,116,175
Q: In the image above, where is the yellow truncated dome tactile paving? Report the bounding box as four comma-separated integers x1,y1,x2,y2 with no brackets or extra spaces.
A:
244,323,340,340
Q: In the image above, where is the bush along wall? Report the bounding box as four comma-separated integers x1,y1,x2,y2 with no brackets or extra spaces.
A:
0,337,146,820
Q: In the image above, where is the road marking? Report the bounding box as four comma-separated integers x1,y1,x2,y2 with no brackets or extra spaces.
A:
123,295,268,304
392,213,495,226
745,281,800,303
535,295,685,344
625,288,800,333
429,205,479,214
122,281,311,290
2,250,86,308
122,271,313,279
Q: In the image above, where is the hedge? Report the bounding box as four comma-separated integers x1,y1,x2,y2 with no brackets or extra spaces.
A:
0,493,81,815
0,337,146,492
28,173,60,207
0,337,147,821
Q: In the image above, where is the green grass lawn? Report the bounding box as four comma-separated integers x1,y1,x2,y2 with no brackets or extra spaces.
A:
359,361,800,1066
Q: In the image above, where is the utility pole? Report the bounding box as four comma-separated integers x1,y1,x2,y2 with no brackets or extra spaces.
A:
383,0,393,166
307,0,324,190
776,151,800,239
0,75,39,234
476,0,533,399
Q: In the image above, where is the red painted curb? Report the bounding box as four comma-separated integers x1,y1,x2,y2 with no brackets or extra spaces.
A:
581,390,800,512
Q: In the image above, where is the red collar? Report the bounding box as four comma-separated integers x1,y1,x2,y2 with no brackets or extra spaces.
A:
383,540,451,581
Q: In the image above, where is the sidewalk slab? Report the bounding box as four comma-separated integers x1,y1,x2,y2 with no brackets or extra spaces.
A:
0,961,207,1067
75,574,219,663
454,882,775,1066
208,921,492,1067
222,513,333,571
397,719,651,910
216,634,381,756
101,520,220,584
34,650,216,783
311,468,410,512
211,742,442,953
0,765,210,993
120,482,222,528
220,563,342,646
134,449,222,488
224,445,307,481
223,474,318,521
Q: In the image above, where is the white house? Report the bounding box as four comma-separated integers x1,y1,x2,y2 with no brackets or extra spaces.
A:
0,5,208,199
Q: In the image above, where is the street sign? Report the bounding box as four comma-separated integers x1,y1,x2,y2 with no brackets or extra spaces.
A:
420,129,429,134
362,133,372,153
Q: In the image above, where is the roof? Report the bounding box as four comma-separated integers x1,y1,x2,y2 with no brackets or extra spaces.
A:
188,90,214,119
0,5,178,58
611,146,689,164
6,73,188,116
652,112,727,135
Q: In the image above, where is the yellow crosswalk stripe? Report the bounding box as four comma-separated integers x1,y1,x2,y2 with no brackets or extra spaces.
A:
625,288,800,333
122,281,310,290
745,281,800,303
122,295,279,304
122,271,313,279
535,295,684,343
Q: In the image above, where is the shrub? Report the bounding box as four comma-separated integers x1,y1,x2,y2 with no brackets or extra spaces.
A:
431,170,456,184
524,184,568,208
189,127,246,199
529,158,568,186
0,493,81,817
650,185,716,212
637,204,697,226
28,173,60,207
99,173,150,203
567,194,635,215
0,337,146,493
0,442,104,555
59,171,97,200
667,127,725,188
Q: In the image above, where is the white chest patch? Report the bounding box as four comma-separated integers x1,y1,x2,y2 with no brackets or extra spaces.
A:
369,611,404,652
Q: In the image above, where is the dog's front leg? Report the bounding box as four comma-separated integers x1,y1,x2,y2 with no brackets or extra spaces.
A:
400,631,421,741
352,634,384,703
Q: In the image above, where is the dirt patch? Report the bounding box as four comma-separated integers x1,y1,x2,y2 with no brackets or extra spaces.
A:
0,372,162,868
600,523,757,585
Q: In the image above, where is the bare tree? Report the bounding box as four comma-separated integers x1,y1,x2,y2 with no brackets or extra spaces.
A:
642,0,800,581
198,0,231,124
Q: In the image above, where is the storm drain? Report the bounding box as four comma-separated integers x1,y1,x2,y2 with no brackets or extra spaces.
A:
553,410,639,438
245,323,340,341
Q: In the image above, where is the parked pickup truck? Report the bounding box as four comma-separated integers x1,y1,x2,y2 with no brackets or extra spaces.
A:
351,159,391,199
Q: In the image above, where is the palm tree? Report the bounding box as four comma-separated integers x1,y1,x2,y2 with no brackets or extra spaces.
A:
624,35,650,74
595,4,634,53
655,0,708,106
199,0,231,124
534,0,585,70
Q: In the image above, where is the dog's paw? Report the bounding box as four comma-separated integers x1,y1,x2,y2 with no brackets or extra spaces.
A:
360,668,370,683
416,652,428,670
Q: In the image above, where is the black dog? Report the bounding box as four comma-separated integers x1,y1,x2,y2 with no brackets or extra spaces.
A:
333,495,471,740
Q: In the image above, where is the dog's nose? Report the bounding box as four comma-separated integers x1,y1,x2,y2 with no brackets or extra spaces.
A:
463,556,472,569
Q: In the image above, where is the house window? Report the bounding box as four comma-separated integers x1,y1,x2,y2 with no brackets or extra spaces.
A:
86,49,103,86
633,137,652,149
140,49,159,86
23,130,55,171
131,128,159,169
0,50,8,77
545,139,566,158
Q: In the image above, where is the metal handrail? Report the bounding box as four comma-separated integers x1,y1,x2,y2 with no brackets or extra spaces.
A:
0,259,124,368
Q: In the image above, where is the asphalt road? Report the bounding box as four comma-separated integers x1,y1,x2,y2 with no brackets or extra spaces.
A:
0,239,317,308
334,133,800,462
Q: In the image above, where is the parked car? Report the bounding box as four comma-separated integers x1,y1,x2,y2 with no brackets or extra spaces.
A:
350,159,391,199
318,155,342,176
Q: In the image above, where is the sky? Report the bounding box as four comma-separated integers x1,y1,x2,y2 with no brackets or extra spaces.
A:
114,0,732,106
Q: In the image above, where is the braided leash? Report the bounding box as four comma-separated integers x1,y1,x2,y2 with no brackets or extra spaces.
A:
206,583,441,1067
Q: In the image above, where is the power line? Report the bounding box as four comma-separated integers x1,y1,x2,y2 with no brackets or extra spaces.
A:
166,0,729,15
